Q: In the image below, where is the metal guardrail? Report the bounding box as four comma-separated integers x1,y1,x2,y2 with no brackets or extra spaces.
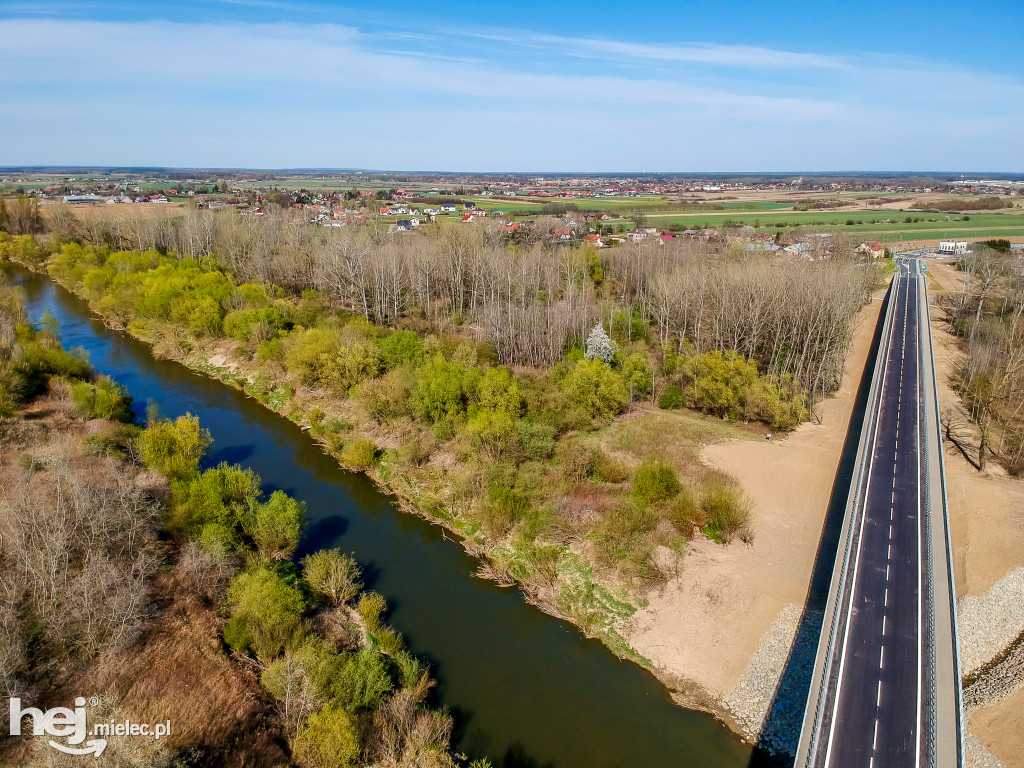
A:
920,263,966,767
796,270,902,767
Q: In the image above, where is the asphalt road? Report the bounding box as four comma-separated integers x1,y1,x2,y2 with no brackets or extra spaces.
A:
826,260,923,768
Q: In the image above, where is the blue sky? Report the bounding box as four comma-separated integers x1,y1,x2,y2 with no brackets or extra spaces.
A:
1,0,1022,171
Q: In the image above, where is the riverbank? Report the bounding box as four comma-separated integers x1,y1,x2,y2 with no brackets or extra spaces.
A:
4,258,771,742
5,262,754,768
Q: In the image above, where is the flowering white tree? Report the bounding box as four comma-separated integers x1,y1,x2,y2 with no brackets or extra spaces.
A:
584,323,619,363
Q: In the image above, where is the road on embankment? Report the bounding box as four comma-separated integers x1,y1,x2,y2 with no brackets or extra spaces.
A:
825,259,924,768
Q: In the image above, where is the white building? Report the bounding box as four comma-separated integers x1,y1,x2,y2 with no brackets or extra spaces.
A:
938,240,968,256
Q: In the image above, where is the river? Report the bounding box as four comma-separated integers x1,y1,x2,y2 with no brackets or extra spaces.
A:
5,264,751,768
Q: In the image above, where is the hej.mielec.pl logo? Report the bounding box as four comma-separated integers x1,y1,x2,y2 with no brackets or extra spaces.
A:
8,697,171,757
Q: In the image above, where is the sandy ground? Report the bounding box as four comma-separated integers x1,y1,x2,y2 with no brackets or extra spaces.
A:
924,259,1024,767
628,259,1024,760
626,286,887,719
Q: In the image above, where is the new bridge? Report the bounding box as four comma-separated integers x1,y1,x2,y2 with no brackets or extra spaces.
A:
795,258,964,768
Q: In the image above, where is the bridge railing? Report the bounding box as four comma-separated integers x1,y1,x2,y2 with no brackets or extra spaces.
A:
919,263,965,768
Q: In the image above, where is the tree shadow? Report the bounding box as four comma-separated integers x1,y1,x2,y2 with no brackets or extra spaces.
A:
748,289,890,767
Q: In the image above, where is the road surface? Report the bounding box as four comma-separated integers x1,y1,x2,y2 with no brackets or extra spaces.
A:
825,259,923,768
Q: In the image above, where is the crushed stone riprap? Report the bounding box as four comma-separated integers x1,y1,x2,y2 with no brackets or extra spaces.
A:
958,568,1024,677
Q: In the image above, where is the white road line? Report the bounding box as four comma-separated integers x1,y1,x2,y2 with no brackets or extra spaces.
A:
886,564,891,580
821,270,902,768
877,680,883,707
885,588,889,606
883,615,888,635
889,524,893,539
873,718,880,749
887,543,892,560
880,646,885,669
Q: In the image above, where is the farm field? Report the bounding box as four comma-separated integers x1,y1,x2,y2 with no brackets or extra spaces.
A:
609,209,1021,227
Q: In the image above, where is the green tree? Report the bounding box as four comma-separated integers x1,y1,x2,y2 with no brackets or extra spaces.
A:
134,413,212,480
246,491,306,559
621,353,652,402
560,359,627,419
293,704,360,768
224,566,305,661
302,549,362,605
410,355,466,424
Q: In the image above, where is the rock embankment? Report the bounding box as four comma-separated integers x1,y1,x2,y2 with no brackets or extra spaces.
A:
966,734,1006,768
958,568,1024,677
964,628,1024,711
724,604,822,760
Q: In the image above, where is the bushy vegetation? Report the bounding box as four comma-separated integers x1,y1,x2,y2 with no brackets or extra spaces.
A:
0,287,469,767
4,205,876,667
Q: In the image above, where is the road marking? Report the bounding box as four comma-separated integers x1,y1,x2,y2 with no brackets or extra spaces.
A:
877,680,883,707
883,615,888,635
884,588,889,606
873,717,880,749
887,543,892,560
889,524,893,540
880,646,885,669
886,564,891,580
821,270,902,768
891,491,895,503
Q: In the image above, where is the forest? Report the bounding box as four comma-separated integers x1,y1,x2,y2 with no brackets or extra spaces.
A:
939,243,1024,474
1,202,879,656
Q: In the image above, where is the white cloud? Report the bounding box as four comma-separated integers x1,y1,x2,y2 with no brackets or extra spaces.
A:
0,15,1021,169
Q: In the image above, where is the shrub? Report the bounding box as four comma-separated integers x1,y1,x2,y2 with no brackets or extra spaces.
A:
134,413,212,480
668,485,701,534
632,458,681,505
593,452,628,483
70,375,133,421
658,384,685,410
331,647,394,712
293,705,360,768
372,627,404,656
515,419,557,460
477,485,528,539
556,442,597,484
701,481,754,544
246,490,305,559
397,433,433,466
302,549,362,605
283,327,341,387
357,592,387,631
357,369,412,424
168,462,262,542
379,329,423,369
465,410,516,461
225,566,305,661
341,438,378,469
560,359,627,419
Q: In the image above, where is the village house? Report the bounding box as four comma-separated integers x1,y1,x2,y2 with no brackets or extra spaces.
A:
856,240,887,259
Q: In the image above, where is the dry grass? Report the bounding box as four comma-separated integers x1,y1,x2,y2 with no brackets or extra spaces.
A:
74,578,288,767
0,402,288,768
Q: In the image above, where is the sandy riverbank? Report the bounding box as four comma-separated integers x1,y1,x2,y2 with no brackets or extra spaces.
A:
626,283,888,744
